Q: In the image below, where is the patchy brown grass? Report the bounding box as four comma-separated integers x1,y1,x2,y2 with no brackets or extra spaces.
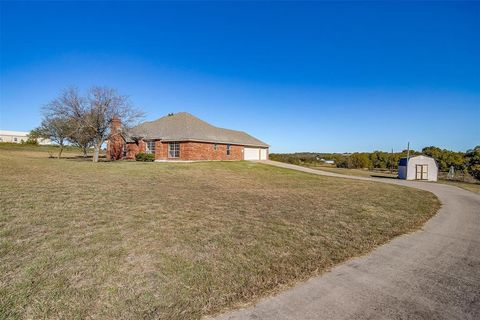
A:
0,145,439,319
309,165,398,178
311,164,480,194
438,180,480,194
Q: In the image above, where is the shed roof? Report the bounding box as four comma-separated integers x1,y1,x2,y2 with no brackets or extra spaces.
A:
398,155,436,167
128,112,269,147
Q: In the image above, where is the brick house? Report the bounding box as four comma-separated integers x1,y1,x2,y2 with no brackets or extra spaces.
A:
106,112,269,161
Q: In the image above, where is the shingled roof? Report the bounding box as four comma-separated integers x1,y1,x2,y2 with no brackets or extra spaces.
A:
128,112,269,147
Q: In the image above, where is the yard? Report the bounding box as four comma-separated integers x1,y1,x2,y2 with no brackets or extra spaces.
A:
0,145,439,319
307,165,398,179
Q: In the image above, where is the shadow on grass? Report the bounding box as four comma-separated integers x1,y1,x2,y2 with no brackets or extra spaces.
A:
54,155,109,162
371,175,398,180
65,156,92,160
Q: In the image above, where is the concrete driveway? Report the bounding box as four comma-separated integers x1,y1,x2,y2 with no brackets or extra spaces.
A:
215,160,480,320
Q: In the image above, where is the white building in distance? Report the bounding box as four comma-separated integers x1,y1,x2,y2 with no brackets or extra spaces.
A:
0,130,52,145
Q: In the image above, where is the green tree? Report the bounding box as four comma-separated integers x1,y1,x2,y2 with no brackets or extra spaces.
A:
465,146,480,181
26,128,42,145
335,155,350,168
422,146,466,171
349,153,372,169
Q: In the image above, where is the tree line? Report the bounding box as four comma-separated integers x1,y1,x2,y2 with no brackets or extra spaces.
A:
270,146,480,181
30,87,143,162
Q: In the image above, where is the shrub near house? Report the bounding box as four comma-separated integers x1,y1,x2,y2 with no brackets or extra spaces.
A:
135,153,155,162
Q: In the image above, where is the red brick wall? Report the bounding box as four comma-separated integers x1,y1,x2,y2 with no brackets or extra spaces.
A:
155,140,168,160
125,141,146,159
121,139,267,161
183,141,243,160
154,141,244,160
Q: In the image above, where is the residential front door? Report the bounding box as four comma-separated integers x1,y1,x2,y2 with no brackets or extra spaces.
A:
415,164,428,180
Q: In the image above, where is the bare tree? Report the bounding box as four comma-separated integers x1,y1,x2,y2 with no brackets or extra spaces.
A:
67,117,95,158
85,87,143,162
36,116,71,158
41,88,84,158
43,87,86,121
42,86,142,162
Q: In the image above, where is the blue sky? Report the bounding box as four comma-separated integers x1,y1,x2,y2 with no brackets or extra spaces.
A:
1,1,479,153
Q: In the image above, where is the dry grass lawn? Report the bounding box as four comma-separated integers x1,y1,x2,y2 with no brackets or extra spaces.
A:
438,180,480,194
0,144,440,319
311,165,480,194
309,165,398,178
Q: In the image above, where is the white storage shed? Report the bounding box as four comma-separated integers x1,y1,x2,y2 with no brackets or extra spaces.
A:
398,155,438,181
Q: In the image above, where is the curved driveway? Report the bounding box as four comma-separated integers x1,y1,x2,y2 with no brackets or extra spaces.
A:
216,160,480,320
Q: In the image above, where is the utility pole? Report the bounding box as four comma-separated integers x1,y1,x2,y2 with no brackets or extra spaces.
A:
406,142,410,178
391,148,394,173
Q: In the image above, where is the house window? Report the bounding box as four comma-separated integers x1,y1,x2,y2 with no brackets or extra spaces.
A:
226,144,231,156
146,140,156,154
13,137,17,142
214,144,218,151
168,142,180,158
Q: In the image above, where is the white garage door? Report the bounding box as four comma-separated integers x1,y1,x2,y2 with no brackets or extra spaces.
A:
244,147,260,160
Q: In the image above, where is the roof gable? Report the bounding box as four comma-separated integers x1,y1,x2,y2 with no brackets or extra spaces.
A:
129,112,269,147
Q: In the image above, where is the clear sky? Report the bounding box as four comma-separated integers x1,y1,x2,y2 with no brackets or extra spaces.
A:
1,1,479,153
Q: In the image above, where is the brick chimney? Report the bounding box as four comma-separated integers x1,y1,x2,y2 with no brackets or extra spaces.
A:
111,117,121,134
106,117,124,161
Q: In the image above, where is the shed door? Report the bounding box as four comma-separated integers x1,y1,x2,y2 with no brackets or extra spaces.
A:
415,165,428,180
244,147,260,160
